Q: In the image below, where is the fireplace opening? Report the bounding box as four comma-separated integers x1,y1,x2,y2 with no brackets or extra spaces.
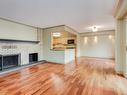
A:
0,55,2,71
29,53,38,63
2,54,20,69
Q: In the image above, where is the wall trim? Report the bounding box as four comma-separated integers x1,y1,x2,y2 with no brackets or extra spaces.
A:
0,17,37,28
80,30,115,37
80,56,115,60
114,0,123,17
114,0,127,19
42,25,65,30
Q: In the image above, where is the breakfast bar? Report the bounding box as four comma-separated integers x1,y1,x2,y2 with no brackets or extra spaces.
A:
49,49,75,64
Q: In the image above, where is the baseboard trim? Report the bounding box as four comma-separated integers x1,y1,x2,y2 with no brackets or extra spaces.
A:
80,56,115,60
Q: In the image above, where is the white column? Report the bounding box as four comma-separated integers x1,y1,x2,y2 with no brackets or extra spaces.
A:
124,17,127,77
76,34,81,57
37,28,43,61
114,0,127,78
115,20,124,74
122,18,127,77
115,19,127,78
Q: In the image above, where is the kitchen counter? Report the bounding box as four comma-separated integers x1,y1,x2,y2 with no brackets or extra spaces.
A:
51,47,76,51
64,49,75,63
50,48,65,51
47,49,75,64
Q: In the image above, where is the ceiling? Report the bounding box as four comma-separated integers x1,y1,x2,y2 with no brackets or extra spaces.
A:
0,0,116,33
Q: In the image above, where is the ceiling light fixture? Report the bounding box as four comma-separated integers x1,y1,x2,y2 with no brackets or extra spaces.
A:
92,26,98,32
88,26,101,32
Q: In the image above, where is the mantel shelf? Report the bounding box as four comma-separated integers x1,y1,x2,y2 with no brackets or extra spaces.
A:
0,39,40,44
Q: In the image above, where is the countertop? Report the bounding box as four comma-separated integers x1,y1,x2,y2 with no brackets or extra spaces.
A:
50,48,75,51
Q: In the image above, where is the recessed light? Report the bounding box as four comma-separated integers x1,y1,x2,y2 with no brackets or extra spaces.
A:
94,36,98,43
84,37,88,44
109,35,113,39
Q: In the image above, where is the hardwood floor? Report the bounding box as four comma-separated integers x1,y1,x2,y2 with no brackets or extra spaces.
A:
0,57,127,95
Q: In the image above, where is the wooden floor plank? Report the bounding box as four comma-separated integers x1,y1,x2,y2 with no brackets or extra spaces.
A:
0,57,127,95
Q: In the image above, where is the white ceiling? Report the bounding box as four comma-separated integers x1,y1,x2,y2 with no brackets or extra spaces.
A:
0,0,116,33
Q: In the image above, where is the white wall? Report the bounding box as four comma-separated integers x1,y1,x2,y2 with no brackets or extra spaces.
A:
115,19,127,78
114,0,127,78
43,26,65,63
0,19,37,41
43,26,78,63
80,31,115,58
76,34,81,57
0,19,43,65
124,17,127,77
123,17,127,77
115,20,124,74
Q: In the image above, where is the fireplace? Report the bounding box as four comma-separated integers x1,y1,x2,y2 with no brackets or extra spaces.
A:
0,55,2,71
29,53,38,63
2,54,20,70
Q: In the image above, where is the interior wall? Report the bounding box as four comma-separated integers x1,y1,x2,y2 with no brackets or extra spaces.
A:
43,26,65,63
115,20,124,74
125,16,127,77
43,25,80,63
0,19,37,41
115,18,127,78
124,17,127,77
80,30,115,58
0,19,43,65
114,0,127,78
